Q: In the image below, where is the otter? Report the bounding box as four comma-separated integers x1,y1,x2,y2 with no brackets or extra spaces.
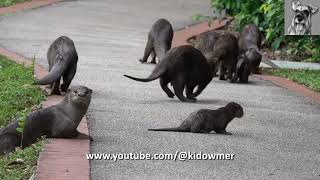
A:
139,18,173,64
148,102,243,134
193,31,220,60
207,33,239,83
35,36,78,95
238,24,263,74
125,45,214,103
0,86,92,155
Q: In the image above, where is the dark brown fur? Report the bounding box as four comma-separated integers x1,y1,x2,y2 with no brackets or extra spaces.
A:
125,45,214,103
207,33,239,83
139,18,173,64
0,86,92,155
35,36,78,95
148,102,243,134
238,24,262,74
235,54,251,83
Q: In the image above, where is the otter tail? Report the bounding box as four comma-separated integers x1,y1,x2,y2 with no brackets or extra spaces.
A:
148,127,188,132
124,61,167,82
34,57,68,85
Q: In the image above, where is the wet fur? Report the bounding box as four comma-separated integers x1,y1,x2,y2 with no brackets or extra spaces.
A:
139,18,173,63
148,102,243,134
35,36,78,95
0,86,92,155
125,45,214,102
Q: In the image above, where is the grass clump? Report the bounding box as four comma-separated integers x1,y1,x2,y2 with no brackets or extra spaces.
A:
0,55,45,180
267,69,320,92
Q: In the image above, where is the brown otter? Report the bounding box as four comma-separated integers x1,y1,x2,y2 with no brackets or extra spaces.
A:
207,33,239,83
238,24,262,74
148,102,243,134
139,18,173,64
0,86,92,155
125,45,214,103
35,36,78,95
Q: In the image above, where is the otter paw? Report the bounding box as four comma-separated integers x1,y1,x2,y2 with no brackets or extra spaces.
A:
167,93,175,98
139,59,146,63
50,90,61,95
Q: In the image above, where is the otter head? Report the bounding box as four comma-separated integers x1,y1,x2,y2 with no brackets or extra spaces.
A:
67,86,92,106
226,102,244,118
237,54,251,83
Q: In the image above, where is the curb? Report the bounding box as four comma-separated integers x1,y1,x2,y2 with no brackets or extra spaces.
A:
256,74,320,104
0,0,63,15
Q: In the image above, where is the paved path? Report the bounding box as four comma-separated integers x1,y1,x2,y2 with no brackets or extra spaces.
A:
0,0,320,179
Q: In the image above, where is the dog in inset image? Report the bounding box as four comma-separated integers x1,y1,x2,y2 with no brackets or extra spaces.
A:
288,0,318,35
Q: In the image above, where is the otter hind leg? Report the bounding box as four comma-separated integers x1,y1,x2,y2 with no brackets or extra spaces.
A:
186,82,197,100
50,79,61,95
139,37,153,63
61,64,77,92
172,76,196,103
160,77,174,98
150,50,156,64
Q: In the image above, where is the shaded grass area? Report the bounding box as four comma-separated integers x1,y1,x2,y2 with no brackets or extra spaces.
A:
0,56,45,180
266,69,320,92
0,0,28,7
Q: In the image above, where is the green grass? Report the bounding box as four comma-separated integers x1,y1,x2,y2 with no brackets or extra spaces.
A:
0,56,45,180
267,69,320,92
0,141,45,180
0,0,28,7
0,56,44,127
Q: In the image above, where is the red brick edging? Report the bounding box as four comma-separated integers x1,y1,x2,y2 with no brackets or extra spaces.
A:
0,0,63,15
256,74,320,104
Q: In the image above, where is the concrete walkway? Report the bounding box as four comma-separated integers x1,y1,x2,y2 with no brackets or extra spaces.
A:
0,0,319,179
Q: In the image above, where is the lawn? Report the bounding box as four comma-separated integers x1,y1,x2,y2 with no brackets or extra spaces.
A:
0,55,45,180
0,0,28,7
267,69,320,92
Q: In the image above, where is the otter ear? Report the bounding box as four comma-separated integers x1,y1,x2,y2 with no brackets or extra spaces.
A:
292,1,301,11
309,4,319,14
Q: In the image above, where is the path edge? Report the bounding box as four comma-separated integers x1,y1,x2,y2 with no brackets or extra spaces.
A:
0,0,64,15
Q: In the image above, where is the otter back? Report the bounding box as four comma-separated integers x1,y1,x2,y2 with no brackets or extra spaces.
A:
125,45,213,103
35,36,78,95
139,18,173,64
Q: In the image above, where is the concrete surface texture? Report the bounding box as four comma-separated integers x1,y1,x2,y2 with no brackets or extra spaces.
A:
0,0,319,179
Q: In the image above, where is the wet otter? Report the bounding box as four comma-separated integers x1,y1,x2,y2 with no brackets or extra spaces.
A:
125,45,214,102
139,18,173,63
238,24,262,74
148,102,243,134
35,36,78,95
0,86,92,155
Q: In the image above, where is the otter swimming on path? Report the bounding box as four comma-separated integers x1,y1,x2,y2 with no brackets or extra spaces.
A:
35,36,78,95
139,18,173,64
125,45,214,103
148,102,243,134
0,86,92,155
